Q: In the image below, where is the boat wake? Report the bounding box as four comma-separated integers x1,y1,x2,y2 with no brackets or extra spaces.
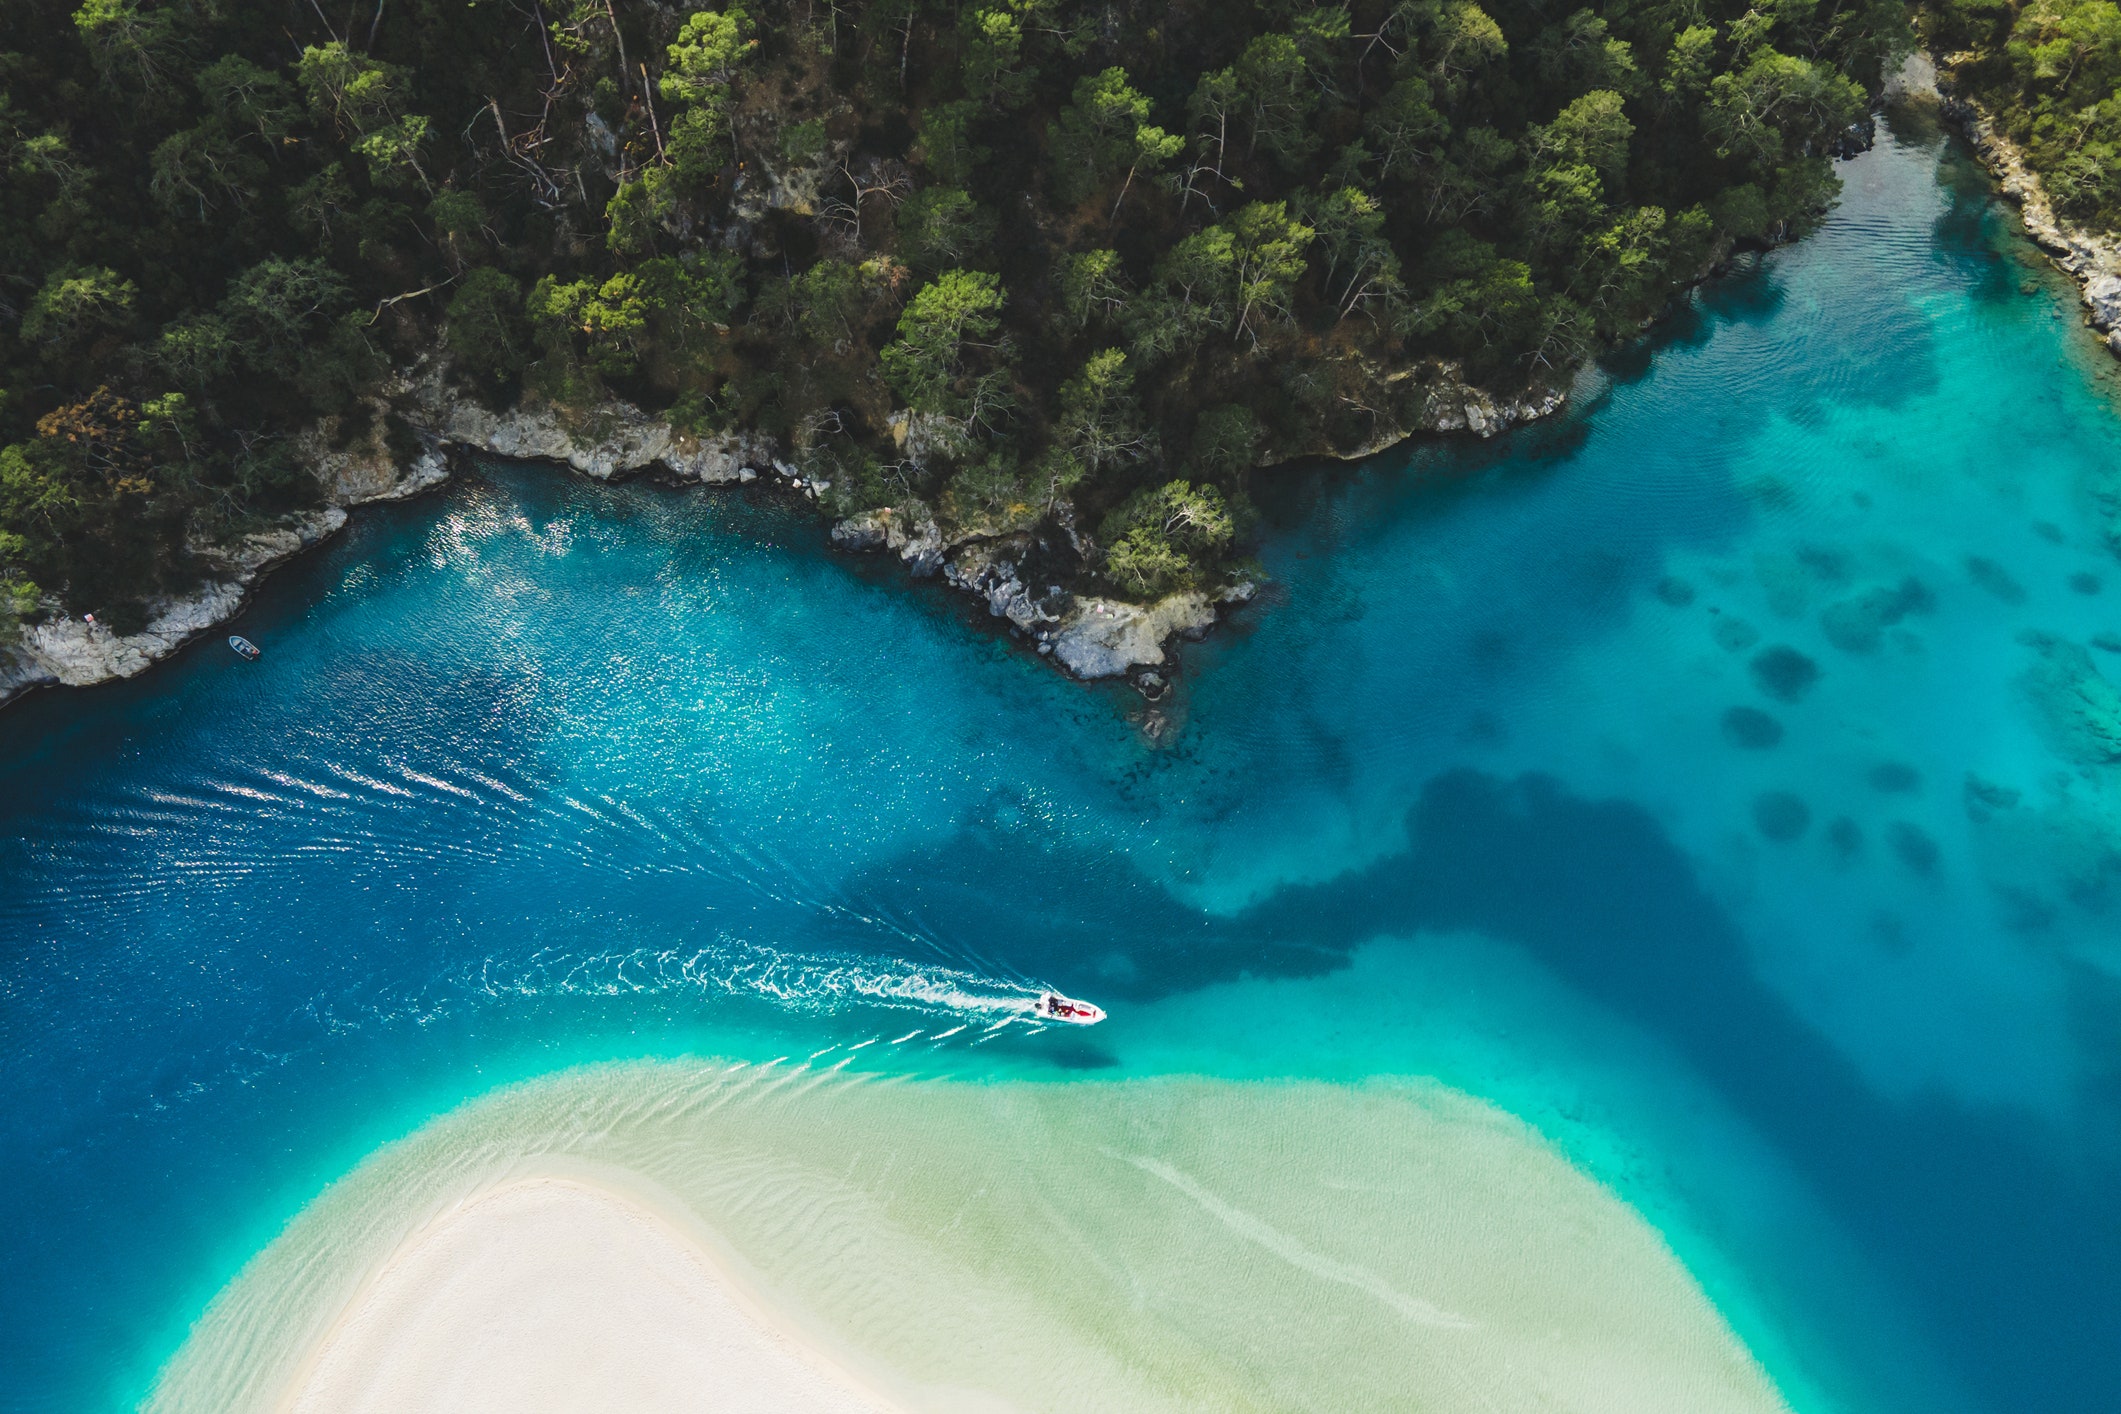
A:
472,942,1050,1026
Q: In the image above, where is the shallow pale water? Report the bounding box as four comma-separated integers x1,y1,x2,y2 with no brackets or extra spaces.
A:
6,105,2121,1413
149,1064,1793,1414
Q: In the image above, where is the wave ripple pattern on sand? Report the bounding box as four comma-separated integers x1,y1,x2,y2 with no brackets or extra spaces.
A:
152,1062,1791,1414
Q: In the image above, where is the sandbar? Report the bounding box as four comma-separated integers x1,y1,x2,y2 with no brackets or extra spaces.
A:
154,1060,1796,1414
285,1176,891,1414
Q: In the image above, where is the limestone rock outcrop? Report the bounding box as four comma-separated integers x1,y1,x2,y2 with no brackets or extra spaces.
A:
1048,593,1219,680
429,396,769,485
0,508,346,700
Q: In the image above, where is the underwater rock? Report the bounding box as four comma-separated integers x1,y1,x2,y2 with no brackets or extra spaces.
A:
1713,616,1762,652
1959,780,2010,814
1870,912,1913,955
2017,632,2121,764
1869,762,1922,793
1750,646,1822,703
1753,551,1820,618
1827,816,1864,861
1654,577,1697,607
1997,886,2063,934
1966,556,2028,604
1964,775,2023,819
1888,821,1941,876
2068,572,2102,595
2095,633,2121,654
1462,711,1507,745
1722,706,1785,749
1820,577,1935,653
1752,791,1812,841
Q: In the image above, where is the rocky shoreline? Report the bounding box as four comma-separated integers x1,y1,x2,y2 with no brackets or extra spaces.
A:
1930,55,2121,356
0,468,443,710
0,357,1562,713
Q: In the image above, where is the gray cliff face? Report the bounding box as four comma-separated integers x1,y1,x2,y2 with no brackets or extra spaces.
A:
830,507,947,577
301,413,451,505
430,394,771,485
1047,593,1223,680
945,534,1228,682
1412,370,1569,442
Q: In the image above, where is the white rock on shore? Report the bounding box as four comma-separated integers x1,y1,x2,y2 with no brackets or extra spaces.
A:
0,376,782,709
1419,379,1568,437
1048,593,1217,680
829,507,948,576
0,508,346,699
433,396,770,484
303,422,450,505
830,514,1229,680
1938,57,2121,353
943,537,1059,635
3,333,1566,710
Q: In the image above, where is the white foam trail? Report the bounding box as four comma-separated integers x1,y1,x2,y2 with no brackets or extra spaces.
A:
256,770,352,801
472,940,1049,1028
394,766,479,802
320,764,416,798
456,768,534,805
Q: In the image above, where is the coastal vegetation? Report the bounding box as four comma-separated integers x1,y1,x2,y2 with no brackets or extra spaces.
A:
1925,0,2121,229
1,0,1905,635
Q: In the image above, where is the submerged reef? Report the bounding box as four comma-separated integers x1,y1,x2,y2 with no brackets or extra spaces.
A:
1819,578,1934,654
1723,706,1786,749
2018,632,2121,765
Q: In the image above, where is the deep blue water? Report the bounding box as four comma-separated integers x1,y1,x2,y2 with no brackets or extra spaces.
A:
7,110,2121,1413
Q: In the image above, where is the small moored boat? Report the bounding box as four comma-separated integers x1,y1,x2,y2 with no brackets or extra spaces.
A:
228,635,260,661
1031,991,1105,1026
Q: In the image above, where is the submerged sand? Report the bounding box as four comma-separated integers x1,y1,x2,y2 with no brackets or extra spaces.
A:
151,1063,1795,1414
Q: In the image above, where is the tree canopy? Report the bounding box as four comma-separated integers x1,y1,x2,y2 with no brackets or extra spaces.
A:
0,0,1906,632
1931,0,2121,229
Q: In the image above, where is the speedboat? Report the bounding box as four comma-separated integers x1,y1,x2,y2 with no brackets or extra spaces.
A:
1031,991,1105,1025
228,635,260,660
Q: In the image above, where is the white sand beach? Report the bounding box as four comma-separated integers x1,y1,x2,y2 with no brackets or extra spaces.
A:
153,1059,1797,1414
285,1177,892,1414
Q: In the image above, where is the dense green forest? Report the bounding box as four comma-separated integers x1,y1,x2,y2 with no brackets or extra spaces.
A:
1927,0,2121,229
1,0,1906,635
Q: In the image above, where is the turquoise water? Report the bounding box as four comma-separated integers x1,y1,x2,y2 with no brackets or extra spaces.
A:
6,107,2121,1412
